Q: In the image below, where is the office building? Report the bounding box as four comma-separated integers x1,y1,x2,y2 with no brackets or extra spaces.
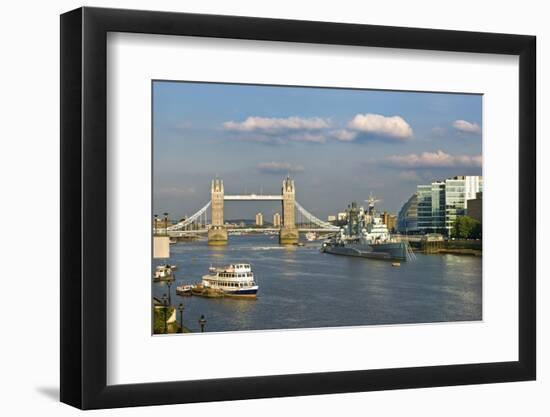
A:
414,175,483,236
273,212,281,227
397,194,418,233
255,212,264,226
381,211,397,232
467,192,483,223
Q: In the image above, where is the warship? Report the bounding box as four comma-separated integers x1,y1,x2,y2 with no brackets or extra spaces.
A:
320,196,414,261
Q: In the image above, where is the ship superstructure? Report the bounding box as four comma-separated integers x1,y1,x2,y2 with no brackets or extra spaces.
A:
321,197,414,261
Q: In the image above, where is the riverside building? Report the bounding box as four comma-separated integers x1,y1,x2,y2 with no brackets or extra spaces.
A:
397,194,418,233
399,175,483,236
273,212,281,227
255,212,264,226
467,191,483,223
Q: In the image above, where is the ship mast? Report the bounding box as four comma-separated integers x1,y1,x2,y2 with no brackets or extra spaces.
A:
365,192,381,216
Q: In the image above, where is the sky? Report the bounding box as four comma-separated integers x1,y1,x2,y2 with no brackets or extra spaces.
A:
153,81,482,221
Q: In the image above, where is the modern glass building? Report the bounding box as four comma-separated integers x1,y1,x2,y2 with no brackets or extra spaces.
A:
431,181,446,233
397,193,418,233
445,176,483,235
413,176,483,236
417,185,434,233
445,177,467,234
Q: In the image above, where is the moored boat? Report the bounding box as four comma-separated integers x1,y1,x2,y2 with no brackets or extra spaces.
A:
154,264,175,281
200,263,258,298
176,284,193,295
321,199,414,261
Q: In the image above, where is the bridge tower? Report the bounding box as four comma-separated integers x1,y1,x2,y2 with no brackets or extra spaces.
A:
208,178,228,245
279,176,299,245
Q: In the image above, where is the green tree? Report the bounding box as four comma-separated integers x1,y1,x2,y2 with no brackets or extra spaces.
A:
153,305,175,334
472,221,482,239
452,216,481,239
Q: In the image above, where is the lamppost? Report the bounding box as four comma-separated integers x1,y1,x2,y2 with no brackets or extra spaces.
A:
198,315,207,333
166,279,172,305
163,212,169,236
154,214,158,235
162,293,168,334
178,303,185,333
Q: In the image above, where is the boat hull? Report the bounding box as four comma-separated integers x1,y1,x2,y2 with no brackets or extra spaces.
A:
191,284,258,298
322,242,408,260
223,288,258,298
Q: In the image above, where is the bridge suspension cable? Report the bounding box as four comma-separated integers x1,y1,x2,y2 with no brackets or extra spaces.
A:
166,199,337,232
167,201,211,231
295,201,340,230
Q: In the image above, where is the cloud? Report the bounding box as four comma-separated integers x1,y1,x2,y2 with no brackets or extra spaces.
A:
330,129,358,142
286,132,326,143
452,119,481,134
223,116,330,132
257,162,305,174
385,150,482,168
229,132,327,144
348,113,413,140
222,114,414,145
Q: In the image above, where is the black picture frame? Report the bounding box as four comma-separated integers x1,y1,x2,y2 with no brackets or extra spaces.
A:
60,6,536,410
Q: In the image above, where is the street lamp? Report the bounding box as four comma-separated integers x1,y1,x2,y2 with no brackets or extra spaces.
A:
162,293,168,334
166,279,173,305
198,315,207,333
154,214,158,235
163,212,169,236
178,303,185,333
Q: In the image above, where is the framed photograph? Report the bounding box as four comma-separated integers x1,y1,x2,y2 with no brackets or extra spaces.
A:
60,7,536,409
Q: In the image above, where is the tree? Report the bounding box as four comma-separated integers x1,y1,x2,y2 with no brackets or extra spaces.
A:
153,305,175,334
452,216,481,239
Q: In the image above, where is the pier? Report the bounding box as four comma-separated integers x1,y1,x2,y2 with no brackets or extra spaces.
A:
401,235,481,256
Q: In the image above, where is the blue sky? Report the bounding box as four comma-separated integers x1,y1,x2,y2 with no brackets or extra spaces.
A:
153,81,482,220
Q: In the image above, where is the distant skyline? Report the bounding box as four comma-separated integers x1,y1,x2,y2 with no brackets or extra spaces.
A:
153,81,482,220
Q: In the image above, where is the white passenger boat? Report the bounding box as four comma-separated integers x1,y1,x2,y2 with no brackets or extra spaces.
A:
201,263,258,298
154,264,174,280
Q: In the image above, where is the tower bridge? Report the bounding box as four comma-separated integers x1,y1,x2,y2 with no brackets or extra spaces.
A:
164,177,339,245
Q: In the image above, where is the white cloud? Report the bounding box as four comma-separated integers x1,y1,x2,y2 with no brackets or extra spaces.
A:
222,114,415,145
385,150,482,168
452,119,481,134
257,162,305,174
223,116,330,132
348,113,413,139
330,129,358,141
286,132,326,143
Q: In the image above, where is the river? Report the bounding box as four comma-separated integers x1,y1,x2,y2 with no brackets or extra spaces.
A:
153,235,482,333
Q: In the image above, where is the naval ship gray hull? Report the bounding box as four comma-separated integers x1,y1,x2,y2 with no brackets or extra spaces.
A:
321,241,408,260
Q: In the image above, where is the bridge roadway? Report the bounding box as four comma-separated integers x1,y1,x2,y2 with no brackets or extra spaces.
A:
167,227,339,237
223,195,282,201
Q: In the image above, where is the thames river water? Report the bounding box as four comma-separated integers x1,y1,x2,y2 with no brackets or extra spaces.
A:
153,235,482,333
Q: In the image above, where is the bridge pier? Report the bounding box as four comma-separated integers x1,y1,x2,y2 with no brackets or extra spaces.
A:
208,226,228,246
279,177,299,245
208,178,228,246
279,226,299,245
